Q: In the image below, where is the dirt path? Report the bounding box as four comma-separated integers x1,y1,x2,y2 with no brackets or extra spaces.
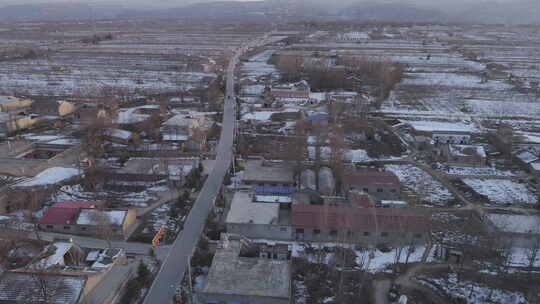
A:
372,278,391,304
394,263,452,304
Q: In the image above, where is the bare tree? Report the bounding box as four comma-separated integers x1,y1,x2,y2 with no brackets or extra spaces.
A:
80,119,109,161
22,190,44,241
329,125,347,192
87,210,115,248
29,270,70,304
526,235,540,272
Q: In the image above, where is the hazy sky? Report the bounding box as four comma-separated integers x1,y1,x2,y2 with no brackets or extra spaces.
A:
0,0,525,12
0,0,517,6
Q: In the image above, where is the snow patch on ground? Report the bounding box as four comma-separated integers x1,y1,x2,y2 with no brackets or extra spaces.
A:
462,179,537,205
16,167,80,187
419,273,528,304
436,164,516,176
385,164,455,205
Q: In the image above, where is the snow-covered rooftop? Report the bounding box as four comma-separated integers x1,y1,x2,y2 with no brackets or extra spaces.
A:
16,167,80,187
76,209,126,226
226,192,279,225
516,150,539,164
254,195,292,204
39,242,73,268
163,134,188,141
448,145,486,158
105,128,133,140
404,120,476,133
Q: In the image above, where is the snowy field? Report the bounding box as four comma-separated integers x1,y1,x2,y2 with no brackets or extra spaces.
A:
355,246,428,273
462,179,537,205
419,273,529,304
241,50,278,82
435,164,516,177
509,247,540,268
56,183,164,207
252,239,428,273
0,22,258,98
385,164,455,205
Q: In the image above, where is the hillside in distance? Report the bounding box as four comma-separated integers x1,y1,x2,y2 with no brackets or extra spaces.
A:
0,0,539,25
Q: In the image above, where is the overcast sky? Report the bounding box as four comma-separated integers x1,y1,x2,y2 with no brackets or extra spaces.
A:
0,0,518,7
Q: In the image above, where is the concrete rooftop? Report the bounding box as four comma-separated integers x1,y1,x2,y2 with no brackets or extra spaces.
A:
226,191,280,225
201,237,291,300
242,160,294,184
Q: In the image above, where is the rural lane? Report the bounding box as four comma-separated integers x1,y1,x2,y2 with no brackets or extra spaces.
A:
142,40,250,304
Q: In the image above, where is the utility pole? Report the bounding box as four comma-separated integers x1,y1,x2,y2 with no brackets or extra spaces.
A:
89,5,96,36
187,254,194,304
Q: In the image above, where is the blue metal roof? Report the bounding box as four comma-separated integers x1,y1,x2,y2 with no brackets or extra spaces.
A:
306,113,329,121
252,186,294,194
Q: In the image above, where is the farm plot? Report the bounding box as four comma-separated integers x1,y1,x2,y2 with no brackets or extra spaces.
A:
419,273,529,304
241,50,278,82
462,179,537,205
384,164,455,205
0,21,259,99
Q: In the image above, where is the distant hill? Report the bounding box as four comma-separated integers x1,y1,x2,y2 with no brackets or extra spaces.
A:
455,0,540,25
0,3,124,21
339,2,448,23
119,1,274,21
0,0,538,25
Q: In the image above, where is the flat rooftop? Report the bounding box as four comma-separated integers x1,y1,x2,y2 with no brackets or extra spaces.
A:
117,157,198,175
0,272,85,304
201,237,291,300
226,191,280,225
242,160,294,184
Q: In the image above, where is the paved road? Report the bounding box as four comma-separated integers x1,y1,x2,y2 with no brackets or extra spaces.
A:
28,230,152,255
142,46,243,304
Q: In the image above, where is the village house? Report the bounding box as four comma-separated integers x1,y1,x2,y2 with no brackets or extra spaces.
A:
437,144,487,167
110,157,199,189
0,112,44,135
104,128,139,145
29,100,76,117
198,234,292,304
37,200,137,239
0,240,127,304
343,170,401,202
0,167,81,214
291,204,430,246
0,95,33,113
407,121,473,145
225,191,292,240
270,80,311,103
75,102,118,126
241,159,295,187
516,147,540,177
161,112,213,151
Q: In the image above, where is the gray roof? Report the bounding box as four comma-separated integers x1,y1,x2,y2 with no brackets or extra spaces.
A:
0,96,19,105
201,237,291,300
242,160,294,184
0,112,9,123
225,191,280,225
0,272,85,304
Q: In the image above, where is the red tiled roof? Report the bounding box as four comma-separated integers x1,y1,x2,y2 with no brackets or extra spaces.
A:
271,90,309,99
344,171,400,187
53,201,96,209
39,207,80,225
291,204,429,232
38,201,96,225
